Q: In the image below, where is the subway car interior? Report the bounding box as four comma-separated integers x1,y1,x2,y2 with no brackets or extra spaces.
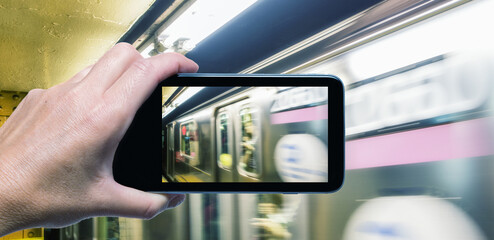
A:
2,0,494,239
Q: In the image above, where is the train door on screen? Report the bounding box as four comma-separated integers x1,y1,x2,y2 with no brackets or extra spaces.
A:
235,101,262,182
216,107,235,182
214,98,262,182
174,120,201,181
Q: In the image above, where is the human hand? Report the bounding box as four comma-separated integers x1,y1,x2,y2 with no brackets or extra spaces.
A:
0,43,198,236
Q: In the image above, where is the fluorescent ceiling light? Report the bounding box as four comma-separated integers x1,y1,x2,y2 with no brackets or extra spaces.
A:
147,0,257,55
163,87,205,118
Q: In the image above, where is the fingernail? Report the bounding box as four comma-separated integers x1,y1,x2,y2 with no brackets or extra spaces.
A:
167,195,186,209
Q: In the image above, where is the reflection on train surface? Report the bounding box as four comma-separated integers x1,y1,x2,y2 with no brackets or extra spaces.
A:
162,87,329,183
56,0,494,239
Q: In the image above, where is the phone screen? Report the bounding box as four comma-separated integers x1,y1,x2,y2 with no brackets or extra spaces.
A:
113,74,344,193
163,86,329,183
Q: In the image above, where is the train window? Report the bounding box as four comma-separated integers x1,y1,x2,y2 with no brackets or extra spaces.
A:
180,120,200,166
217,110,233,171
238,105,261,178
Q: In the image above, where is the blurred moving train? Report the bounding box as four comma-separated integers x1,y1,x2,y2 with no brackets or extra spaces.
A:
56,0,494,239
162,86,329,183
158,0,494,239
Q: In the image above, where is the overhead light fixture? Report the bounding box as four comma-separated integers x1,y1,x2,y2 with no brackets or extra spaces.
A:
142,0,257,56
162,87,205,118
141,43,156,58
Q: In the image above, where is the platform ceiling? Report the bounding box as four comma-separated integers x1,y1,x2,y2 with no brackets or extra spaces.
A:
0,0,155,92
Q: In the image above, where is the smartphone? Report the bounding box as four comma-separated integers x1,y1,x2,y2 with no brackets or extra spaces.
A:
113,73,344,193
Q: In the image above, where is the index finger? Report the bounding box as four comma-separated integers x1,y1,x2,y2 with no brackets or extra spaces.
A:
106,52,198,116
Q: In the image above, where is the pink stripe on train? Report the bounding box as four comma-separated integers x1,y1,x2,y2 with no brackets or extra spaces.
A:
346,117,494,170
270,104,328,124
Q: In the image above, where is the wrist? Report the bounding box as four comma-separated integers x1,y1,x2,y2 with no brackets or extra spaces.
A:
0,194,20,237
0,178,19,237
0,156,32,237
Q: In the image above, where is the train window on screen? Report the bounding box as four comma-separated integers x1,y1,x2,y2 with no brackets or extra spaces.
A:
238,105,261,178
217,110,233,171
180,120,200,166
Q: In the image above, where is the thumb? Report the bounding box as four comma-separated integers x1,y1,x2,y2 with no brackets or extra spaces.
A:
98,180,185,219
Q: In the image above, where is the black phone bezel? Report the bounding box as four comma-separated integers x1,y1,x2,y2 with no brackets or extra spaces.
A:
113,73,344,193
